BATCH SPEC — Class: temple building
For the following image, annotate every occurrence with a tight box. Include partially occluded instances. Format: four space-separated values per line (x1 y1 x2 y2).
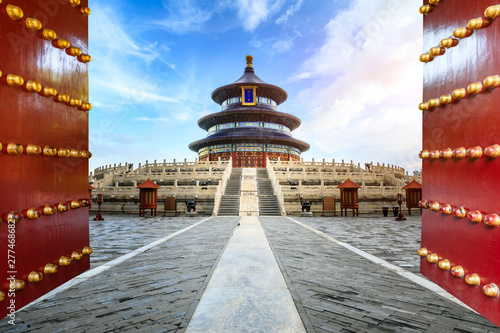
89 56 421 217
188 55 309 168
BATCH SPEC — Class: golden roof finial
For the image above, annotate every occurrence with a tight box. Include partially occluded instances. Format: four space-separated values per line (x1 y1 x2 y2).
246 55 253 67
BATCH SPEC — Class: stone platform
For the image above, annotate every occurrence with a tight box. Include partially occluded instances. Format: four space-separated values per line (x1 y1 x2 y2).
1 215 498 332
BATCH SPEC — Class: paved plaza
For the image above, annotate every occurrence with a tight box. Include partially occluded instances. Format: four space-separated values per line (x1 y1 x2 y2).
1 214 499 332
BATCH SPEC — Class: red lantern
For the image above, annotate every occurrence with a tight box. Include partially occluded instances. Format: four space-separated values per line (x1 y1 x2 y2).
337 179 360 217
93 193 104 221
395 193 406 221
137 178 161 217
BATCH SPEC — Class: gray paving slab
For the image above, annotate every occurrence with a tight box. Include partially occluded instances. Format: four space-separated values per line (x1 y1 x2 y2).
292 214 422 274
260 216 500 333
0 215 237 332
89 214 206 268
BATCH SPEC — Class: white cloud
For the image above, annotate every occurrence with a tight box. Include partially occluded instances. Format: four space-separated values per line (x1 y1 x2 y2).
290 0 423 170
90 6 159 64
94 79 180 104
236 0 285 31
173 107 195 123
90 5 180 107
270 38 294 53
152 0 289 34
276 0 304 24
250 36 294 55
156 0 214 33
285 71 317 83
135 117 170 122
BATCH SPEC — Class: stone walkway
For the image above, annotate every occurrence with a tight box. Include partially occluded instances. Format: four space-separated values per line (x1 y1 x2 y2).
186 216 304 332
0 214 498 332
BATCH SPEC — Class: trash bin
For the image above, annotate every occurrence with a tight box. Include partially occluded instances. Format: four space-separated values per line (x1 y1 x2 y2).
301 201 311 212
393 206 399 217
382 206 389 217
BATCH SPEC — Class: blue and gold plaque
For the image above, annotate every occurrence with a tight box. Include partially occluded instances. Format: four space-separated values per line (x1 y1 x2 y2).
241 86 257 105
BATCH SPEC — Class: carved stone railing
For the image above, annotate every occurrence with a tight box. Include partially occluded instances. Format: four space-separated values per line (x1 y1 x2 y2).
279 184 403 199
91 158 231 188
92 184 219 200
212 158 233 215
267 158 421 186
266 158 286 216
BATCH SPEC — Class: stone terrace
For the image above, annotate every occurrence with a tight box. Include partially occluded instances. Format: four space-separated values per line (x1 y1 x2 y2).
89 159 422 215
0 215 498 332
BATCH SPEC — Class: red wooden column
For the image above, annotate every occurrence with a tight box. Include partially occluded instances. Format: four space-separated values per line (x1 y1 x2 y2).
0 0 91 319
419 1 500 325
337 179 361 217
137 179 161 217
402 180 422 215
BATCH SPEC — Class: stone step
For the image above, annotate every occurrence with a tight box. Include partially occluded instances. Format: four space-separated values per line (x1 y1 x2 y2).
218 166 241 216
256 174 280 215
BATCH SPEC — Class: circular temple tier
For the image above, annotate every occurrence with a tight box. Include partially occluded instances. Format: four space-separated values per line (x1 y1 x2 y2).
189 56 309 167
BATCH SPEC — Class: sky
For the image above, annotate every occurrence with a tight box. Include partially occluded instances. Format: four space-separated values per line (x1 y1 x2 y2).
88 0 423 174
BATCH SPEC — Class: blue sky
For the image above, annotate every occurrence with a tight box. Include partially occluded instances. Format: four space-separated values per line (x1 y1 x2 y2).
88 0 423 173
